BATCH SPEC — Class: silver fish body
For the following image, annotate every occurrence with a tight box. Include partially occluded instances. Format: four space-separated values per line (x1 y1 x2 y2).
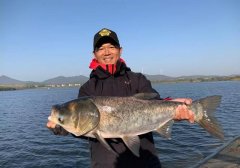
48 93 224 157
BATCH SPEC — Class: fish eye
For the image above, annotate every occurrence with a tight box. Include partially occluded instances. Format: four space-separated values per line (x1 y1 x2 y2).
58 116 64 123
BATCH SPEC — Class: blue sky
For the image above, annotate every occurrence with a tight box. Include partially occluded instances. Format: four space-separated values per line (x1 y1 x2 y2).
1 0 239 82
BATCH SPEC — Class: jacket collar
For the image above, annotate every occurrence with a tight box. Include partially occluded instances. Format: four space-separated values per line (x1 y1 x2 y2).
89 58 131 79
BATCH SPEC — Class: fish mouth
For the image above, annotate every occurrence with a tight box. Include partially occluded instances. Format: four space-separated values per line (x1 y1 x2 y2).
48 115 78 135
48 116 52 121
48 115 58 124
48 105 61 122
48 106 61 124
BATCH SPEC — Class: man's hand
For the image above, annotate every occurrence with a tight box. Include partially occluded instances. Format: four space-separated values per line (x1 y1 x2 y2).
46 120 69 136
171 98 195 123
171 98 192 105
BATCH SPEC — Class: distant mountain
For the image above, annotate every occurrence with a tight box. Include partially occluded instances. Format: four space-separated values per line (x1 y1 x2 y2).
1 74 240 86
43 75 89 85
145 74 175 81
0 75 25 84
176 75 220 79
43 75 176 84
0 75 89 85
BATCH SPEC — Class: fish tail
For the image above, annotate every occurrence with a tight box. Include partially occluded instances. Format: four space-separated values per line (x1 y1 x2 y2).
193 95 224 140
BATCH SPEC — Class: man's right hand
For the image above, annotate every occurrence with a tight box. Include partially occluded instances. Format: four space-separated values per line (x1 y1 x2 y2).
46 121 69 136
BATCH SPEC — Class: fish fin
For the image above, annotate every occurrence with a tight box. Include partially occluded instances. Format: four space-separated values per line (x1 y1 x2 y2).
71 131 83 137
155 120 174 139
133 93 158 100
194 95 224 140
122 135 140 157
93 132 118 156
75 124 94 136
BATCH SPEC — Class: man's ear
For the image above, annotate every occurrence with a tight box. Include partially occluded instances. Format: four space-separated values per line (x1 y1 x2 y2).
119 47 123 56
92 52 96 59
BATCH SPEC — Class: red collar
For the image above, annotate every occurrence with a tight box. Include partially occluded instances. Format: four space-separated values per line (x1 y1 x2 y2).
89 58 125 74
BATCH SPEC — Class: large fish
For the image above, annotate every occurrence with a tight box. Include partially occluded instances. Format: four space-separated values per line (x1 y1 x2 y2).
48 93 224 157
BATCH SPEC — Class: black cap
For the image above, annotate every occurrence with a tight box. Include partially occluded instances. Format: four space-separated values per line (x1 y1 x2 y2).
93 28 120 51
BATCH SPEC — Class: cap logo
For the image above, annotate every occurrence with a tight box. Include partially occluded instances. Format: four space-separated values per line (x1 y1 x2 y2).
99 29 111 36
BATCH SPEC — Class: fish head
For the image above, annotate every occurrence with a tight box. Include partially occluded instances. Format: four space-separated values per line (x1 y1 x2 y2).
48 104 71 126
48 97 100 136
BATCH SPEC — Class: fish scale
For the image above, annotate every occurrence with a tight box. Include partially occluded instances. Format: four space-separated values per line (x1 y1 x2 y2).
94 97 171 135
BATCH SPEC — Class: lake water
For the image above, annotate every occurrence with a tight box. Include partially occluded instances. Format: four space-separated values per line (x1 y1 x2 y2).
0 81 240 168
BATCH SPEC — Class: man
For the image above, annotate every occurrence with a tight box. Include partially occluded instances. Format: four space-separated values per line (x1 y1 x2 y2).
47 28 194 168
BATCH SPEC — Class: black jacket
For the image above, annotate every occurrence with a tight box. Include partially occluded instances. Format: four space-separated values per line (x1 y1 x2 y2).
78 60 161 168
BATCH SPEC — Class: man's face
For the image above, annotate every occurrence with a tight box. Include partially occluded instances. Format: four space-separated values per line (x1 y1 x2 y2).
93 43 122 65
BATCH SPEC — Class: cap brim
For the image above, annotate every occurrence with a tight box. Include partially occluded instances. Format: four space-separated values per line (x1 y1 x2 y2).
94 37 120 49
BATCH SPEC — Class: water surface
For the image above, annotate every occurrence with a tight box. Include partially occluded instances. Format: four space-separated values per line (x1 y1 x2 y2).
0 81 239 168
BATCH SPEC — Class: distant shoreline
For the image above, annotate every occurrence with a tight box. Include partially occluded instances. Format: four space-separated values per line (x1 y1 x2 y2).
1 77 240 91
0 87 17 91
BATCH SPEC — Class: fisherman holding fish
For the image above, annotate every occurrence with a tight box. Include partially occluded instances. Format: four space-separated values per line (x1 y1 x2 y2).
46 28 205 168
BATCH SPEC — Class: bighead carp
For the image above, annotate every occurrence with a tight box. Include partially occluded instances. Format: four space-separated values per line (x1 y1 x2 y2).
48 93 224 157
